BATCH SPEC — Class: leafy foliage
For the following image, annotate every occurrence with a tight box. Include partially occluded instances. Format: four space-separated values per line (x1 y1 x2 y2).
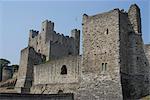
0 58 11 68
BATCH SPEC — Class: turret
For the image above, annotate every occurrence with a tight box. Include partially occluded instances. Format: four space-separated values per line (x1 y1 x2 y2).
71 29 80 55
128 4 141 34
29 30 39 39
41 20 54 42
28 30 39 49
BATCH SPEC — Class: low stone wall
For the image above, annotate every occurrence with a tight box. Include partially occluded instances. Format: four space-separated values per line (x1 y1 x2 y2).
0 93 74 100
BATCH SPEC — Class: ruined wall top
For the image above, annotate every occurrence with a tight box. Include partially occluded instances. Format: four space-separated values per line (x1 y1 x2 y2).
128 4 141 34
28 20 80 61
82 3 141 36
29 20 78 43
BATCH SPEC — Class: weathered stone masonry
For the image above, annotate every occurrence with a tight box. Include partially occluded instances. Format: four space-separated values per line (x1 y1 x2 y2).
14 4 150 100
15 20 80 94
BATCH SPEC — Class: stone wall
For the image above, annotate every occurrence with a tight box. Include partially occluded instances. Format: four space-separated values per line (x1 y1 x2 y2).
2 66 13 82
0 67 2 81
33 56 81 85
119 4 150 99
145 44 150 63
0 93 74 100
15 47 44 93
31 56 81 95
78 9 123 100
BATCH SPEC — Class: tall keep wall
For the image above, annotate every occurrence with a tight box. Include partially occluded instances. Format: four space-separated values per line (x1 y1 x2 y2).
119 4 150 99
78 9 123 100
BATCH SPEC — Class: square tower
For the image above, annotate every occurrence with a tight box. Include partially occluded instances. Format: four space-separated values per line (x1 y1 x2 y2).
79 9 123 99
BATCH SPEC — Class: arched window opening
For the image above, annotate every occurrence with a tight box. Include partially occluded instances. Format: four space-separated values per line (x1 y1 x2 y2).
58 90 63 94
61 65 67 75
68 52 72 55
38 49 40 53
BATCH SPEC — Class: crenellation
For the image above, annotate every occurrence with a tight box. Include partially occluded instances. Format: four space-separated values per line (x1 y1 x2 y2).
29 30 39 38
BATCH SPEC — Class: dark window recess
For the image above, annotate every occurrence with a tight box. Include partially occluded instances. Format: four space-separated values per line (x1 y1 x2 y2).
136 42 138 44
102 63 107 71
137 57 139 60
68 52 72 55
58 90 63 94
102 63 104 71
106 29 108 34
61 65 67 75
38 49 40 53
43 28 44 31
105 63 107 71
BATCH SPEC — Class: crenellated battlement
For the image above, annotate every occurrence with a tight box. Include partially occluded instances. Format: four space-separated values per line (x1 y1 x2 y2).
41 20 54 33
29 30 39 38
28 20 80 61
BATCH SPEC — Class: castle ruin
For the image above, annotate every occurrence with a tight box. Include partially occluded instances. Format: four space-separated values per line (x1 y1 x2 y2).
7 4 150 99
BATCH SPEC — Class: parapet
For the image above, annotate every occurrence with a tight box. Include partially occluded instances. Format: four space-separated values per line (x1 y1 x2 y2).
41 20 54 32
29 30 39 38
71 29 80 39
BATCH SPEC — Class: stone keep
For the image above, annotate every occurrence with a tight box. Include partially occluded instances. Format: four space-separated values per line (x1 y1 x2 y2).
79 8 123 100
80 4 150 99
15 4 150 100
15 20 80 93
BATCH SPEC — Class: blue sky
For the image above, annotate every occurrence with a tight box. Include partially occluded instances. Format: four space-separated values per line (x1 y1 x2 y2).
0 0 149 64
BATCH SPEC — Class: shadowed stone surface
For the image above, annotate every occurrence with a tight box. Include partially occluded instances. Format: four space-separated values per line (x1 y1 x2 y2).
0 93 74 100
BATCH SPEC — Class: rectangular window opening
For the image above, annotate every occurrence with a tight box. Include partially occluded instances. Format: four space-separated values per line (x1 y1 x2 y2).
102 63 104 71
105 63 107 71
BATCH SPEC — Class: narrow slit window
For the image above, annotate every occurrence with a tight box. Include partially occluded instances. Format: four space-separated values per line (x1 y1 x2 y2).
102 63 104 71
105 63 107 71
106 29 108 34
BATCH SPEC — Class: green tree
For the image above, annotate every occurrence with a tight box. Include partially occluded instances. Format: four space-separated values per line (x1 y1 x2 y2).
0 58 10 67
